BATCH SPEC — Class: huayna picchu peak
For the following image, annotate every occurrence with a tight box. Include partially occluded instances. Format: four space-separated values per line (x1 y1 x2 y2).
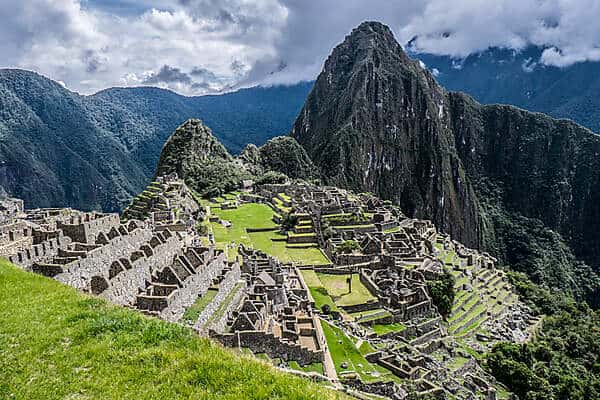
1 15 599 400
292 21 600 305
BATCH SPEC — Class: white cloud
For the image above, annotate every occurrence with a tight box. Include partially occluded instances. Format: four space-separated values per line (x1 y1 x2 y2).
1 0 600 95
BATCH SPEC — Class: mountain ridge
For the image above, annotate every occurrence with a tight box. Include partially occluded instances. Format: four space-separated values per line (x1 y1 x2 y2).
291 21 600 303
0 68 311 211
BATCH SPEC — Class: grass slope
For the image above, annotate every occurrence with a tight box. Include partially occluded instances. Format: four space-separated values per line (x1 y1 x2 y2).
210 203 329 265
0 260 345 400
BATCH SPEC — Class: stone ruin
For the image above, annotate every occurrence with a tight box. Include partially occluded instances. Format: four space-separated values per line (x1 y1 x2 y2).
0 177 536 400
210 245 326 367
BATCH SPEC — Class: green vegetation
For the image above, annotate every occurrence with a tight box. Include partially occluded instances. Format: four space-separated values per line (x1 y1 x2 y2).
334 240 361 255
371 323 406 336
182 288 218 323
288 361 324 375
210 203 329 265
486 272 600 400
308 287 340 313
257 136 319 181
0 260 346 400
426 268 455 318
358 341 376 355
477 178 600 307
316 273 377 307
320 320 395 383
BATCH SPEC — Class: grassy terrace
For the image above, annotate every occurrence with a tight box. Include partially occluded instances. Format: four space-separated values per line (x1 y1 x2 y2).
300 271 378 312
320 320 397 383
210 202 329 265
371 322 406 336
182 288 218 323
316 273 377 307
0 260 346 400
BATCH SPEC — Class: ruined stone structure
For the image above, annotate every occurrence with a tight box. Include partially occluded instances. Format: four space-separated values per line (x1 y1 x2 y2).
210 246 326 366
1 176 533 400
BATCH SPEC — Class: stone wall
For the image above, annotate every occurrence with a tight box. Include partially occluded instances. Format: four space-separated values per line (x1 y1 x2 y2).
9 236 69 269
160 253 232 323
212 331 324 365
194 263 242 332
57 213 120 244
54 227 156 291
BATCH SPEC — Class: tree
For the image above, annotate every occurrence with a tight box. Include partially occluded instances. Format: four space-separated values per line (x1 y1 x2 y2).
335 240 361 255
426 269 455 318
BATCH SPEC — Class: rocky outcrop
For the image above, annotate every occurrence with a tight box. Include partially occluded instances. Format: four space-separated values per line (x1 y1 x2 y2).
291 21 481 247
291 21 600 300
156 120 317 196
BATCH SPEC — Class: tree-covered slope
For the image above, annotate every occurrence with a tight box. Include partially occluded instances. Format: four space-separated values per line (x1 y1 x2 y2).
415 46 600 134
291 22 600 304
0 69 312 211
153 119 315 197
0 69 147 211
0 259 345 400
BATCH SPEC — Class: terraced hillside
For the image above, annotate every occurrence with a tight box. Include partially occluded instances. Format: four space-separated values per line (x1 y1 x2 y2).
0 259 346 400
201 193 330 266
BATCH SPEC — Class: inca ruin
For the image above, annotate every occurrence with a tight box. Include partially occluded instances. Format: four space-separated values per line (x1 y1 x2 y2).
1 173 539 399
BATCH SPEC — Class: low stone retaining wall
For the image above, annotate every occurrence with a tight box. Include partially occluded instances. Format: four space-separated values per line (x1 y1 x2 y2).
195 265 242 332
212 330 324 365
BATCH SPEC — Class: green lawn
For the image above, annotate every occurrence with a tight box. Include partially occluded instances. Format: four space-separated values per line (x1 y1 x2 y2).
320 320 395 383
210 203 329 266
371 323 406 336
288 361 324 375
358 341 376 355
182 288 218 323
0 260 346 400
308 287 340 312
316 274 377 307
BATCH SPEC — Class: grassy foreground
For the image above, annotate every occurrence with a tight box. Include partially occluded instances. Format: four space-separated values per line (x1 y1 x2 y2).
0 260 346 400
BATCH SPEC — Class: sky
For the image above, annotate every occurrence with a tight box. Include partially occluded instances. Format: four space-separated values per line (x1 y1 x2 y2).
2 0 600 96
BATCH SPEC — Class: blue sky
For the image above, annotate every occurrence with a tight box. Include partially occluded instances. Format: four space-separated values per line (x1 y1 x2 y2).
2 0 599 95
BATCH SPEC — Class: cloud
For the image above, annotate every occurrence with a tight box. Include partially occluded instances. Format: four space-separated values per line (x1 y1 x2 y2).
1 0 600 95
143 65 192 85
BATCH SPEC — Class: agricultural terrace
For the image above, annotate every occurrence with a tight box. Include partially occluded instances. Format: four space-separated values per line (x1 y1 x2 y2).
207 198 330 266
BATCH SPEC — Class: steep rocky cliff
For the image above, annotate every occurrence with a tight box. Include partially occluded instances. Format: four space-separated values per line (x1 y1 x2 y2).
291 22 600 301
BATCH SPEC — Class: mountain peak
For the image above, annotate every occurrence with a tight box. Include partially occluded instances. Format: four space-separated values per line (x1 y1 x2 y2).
156 118 233 179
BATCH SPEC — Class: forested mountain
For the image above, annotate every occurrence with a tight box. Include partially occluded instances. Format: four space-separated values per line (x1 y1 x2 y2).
291 21 600 305
0 69 311 211
414 45 600 133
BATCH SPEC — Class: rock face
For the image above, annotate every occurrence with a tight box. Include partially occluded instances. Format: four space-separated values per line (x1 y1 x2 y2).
291 21 600 300
292 21 481 246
